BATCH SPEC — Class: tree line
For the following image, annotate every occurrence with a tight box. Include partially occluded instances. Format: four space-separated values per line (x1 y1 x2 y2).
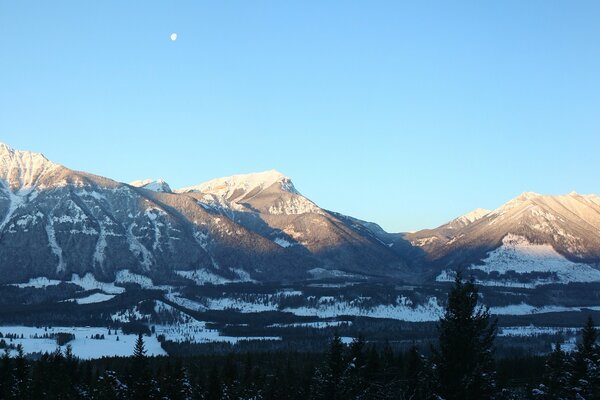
0 275 597 399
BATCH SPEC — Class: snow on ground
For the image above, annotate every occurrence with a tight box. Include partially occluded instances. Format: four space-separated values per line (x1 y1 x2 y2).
8 271 173 294
206 297 279 313
285 296 444 322
111 307 146 323
498 326 579 337
437 234 600 288
10 277 62 288
165 292 207 311
154 321 281 344
71 273 125 294
490 303 600 315
308 268 357 279
74 293 116 304
340 337 355 345
268 321 351 329
0 326 165 359
175 268 254 286
115 269 155 288
273 237 293 248
276 289 303 297
175 269 230 285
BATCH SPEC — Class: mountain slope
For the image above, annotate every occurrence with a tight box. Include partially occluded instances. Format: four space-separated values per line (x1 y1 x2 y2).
407 192 600 277
0 145 317 284
0 144 411 284
177 170 409 278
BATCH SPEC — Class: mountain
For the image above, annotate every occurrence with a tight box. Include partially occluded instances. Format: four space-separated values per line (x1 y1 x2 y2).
0 144 320 284
405 192 600 286
0 144 408 285
177 170 409 278
405 207 491 249
130 179 172 193
2 141 599 289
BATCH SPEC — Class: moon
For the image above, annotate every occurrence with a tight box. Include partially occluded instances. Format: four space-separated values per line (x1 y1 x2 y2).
170 33 177 41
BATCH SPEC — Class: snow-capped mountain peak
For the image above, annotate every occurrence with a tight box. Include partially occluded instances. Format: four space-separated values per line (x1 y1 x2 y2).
453 208 490 225
176 169 298 202
130 179 172 193
0 142 61 191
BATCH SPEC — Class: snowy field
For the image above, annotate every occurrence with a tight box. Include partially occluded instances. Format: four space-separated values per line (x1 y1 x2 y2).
491 303 600 315
498 326 580 337
284 296 444 322
0 326 166 359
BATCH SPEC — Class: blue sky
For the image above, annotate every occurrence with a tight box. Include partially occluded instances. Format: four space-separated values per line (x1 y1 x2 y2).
1 1 599 232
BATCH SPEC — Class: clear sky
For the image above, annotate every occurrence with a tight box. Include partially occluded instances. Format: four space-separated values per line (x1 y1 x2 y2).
1 1 599 232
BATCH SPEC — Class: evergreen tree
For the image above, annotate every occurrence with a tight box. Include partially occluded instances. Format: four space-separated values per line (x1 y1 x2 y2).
133 333 147 359
0 349 11 400
432 273 497 400
161 360 193 400
11 344 29 400
221 354 238 399
341 335 368 399
130 334 159 400
92 370 128 400
533 342 570 399
404 346 436 400
312 334 346 400
206 364 222 400
569 316 600 399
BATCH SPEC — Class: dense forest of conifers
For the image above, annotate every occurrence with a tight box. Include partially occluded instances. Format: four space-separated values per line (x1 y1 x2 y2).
0 276 598 400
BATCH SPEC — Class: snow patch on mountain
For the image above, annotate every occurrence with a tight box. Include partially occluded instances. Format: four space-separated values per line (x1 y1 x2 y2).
268 196 322 215
177 170 297 200
45 220 66 273
175 268 254 285
452 208 490 226
71 273 125 294
74 293 116 304
437 234 600 287
274 237 293 248
0 143 61 191
175 269 231 285
130 179 171 193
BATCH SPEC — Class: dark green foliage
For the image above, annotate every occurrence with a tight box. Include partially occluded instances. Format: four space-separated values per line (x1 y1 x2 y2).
56 332 76 346
432 273 498 400
532 316 600 399
569 316 600 399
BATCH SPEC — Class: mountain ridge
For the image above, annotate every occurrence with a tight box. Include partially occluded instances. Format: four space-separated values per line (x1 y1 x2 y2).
0 142 599 288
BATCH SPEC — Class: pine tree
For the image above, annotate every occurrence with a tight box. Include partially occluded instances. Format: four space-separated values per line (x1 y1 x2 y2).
161 360 193 400
11 344 29 400
130 334 159 400
341 335 368 399
432 273 497 400
404 346 436 400
312 334 346 400
93 370 128 400
569 316 600 399
0 349 10 400
206 364 222 400
133 333 147 359
533 342 571 399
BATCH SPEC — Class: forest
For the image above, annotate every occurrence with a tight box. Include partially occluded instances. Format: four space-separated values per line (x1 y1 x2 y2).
0 276 598 400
